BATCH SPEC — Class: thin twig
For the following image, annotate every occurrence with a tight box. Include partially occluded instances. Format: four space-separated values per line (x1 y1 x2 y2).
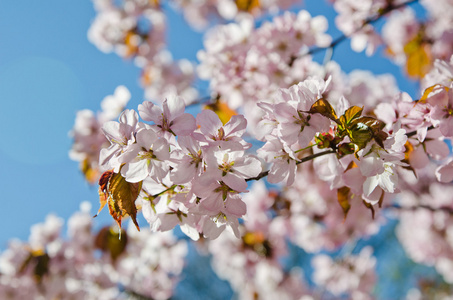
246 149 337 182
306 0 419 56
406 125 435 138
386 204 453 214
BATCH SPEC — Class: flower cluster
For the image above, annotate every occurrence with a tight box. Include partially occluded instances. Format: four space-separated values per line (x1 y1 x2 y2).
98 94 262 238
171 0 303 30
89 0 165 62
0 203 187 299
70 86 131 184
197 10 331 109
382 0 453 77
63 1 453 298
312 247 377 299
88 0 197 104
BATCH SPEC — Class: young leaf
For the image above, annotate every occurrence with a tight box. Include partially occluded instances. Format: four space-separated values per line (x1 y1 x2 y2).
19 249 50 284
404 41 431 78
337 186 352 221
348 119 374 150
339 106 363 126
419 84 449 103
309 98 339 123
81 158 99 185
348 117 387 150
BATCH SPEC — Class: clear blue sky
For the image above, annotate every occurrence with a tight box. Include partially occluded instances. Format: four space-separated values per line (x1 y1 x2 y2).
0 0 421 253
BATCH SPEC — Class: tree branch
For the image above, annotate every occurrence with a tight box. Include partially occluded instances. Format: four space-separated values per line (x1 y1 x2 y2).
406 125 435 138
246 149 337 182
386 203 453 214
306 0 419 56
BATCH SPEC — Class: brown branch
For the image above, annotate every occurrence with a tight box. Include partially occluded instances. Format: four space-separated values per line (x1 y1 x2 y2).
386 204 453 214
306 0 419 56
246 149 337 182
406 125 435 138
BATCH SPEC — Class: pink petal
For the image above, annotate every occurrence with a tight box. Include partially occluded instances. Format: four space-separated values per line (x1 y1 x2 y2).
171 113 196 136
122 160 149 183
436 161 453 183
164 94 185 121
222 173 247 192
223 115 247 137
197 110 222 137
138 101 162 123
224 196 246 217
440 117 453 137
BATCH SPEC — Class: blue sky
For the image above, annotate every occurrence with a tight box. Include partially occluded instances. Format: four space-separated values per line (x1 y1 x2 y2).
0 0 422 249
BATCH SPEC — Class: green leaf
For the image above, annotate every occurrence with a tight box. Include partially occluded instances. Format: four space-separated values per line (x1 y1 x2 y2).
348 117 387 150
339 106 363 126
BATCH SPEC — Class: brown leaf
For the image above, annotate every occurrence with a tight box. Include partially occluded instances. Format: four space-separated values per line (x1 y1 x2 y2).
94 226 128 261
337 187 352 221
94 170 114 218
19 249 50 284
402 140 417 177
107 172 143 231
236 0 260 12
95 170 143 232
309 98 339 123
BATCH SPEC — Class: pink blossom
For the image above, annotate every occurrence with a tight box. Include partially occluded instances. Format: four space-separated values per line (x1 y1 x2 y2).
120 128 170 182
196 109 248 145
138 94 196 137
204 142 262 192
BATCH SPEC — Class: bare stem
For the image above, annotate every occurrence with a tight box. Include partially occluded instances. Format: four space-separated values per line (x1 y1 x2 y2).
306 0 419 57
406 125 435 138
386 204 453 214
246 149 337 182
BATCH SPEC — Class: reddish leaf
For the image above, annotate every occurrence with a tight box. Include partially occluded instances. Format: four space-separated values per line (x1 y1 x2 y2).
309 98 339 123
95 170 143 232
94 170 114 218
107 172 143 231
